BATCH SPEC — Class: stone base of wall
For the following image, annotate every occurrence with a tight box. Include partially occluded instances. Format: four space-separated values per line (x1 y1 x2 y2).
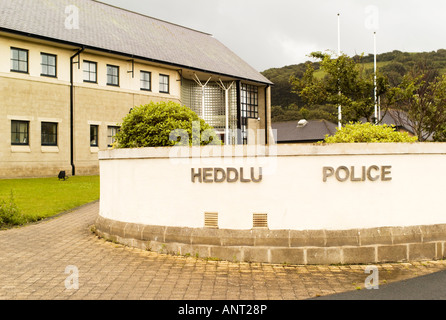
0 164 99 179
94 215 446 265
0 164 73 179
75 165 99 177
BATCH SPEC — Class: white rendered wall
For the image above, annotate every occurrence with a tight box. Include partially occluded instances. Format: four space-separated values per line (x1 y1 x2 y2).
99 143 446 231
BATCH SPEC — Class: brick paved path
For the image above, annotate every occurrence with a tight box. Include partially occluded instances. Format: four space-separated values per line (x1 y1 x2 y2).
1 201 446 300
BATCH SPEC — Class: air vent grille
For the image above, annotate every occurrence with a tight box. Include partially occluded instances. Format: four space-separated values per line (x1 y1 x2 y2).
253 213 268 229
204 212 219 229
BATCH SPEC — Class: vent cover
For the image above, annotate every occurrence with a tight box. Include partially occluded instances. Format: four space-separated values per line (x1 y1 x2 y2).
253 213 268 229
204 212 219 229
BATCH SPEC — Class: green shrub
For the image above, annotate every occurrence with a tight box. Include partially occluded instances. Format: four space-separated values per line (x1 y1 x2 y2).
323 122 419 143
114 101 221 148
0 191 27 228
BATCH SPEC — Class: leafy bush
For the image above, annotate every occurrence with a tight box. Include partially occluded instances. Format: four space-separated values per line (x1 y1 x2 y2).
0 191 27 228
323 122 419 143
114 101 221 148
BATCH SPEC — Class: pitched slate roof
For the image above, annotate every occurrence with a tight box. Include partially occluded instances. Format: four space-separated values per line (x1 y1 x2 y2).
272 119 338 143
0 0 272 84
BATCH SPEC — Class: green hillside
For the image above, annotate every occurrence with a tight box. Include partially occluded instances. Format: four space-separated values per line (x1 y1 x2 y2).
262 49 446 123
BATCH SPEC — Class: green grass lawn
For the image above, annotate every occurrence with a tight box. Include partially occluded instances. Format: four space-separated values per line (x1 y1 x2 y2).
0 175 100 227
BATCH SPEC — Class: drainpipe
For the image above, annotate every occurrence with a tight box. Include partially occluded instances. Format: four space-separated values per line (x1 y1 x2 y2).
70 47 84 176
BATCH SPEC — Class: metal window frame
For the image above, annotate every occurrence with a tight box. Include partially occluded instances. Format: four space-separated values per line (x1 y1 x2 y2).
106 64 120 87
10 47 29 73
140 70 152 91
41 122 58 146
240 83 259 144
11 120 30 146
107 125 120 147
40 52 57 78
181 78 238 144
83 60 97 83
159 74 170 93
90 124 99 147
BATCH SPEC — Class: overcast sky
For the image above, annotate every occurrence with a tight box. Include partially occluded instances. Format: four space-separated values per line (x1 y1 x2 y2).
100 0 446 72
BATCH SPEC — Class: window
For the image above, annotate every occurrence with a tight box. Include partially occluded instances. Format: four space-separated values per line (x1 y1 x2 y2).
159 74 169 93
11 120 29 145
107 65 119 86
107 126 120 147
241 84 259 119
240 84 259 144
140 71 151 91
90 125 99 147
83 61 97 83
41 122 58 146
41 53 57 77
11 48 28 73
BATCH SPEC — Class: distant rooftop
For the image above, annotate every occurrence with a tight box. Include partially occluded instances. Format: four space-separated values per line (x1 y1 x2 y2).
0 0 272 84
272 119 337 143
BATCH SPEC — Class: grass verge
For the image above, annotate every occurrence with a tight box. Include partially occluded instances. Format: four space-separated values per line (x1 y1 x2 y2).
0 175 99 229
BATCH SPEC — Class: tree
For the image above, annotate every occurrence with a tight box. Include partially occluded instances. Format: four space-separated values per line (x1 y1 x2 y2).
386 65 446 142
114 101 220 148
290 51 388 124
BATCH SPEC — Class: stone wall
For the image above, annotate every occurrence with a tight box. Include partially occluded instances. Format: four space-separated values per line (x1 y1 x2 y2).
94 215 446 265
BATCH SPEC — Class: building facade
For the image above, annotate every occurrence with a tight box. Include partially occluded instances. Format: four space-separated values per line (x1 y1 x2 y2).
0 0 273 178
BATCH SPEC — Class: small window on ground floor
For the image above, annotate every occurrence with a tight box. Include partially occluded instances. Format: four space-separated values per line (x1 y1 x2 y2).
41 122 58 146
90 125 99 147
107 126 120 147
11 120 29 145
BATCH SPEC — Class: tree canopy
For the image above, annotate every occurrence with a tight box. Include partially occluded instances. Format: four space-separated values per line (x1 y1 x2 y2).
262 49 446 125
263 49 446 142
386 68 446 141
290 51 388 124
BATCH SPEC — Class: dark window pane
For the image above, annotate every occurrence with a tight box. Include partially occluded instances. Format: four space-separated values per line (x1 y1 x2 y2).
41 122 57 146
240 84 259 145
11 120 29 145
90 125 98 147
